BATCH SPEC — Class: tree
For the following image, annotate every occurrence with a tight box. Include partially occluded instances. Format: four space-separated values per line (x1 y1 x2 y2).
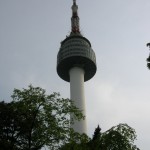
146 42 150 69
92 125 101 141
99 123 140 150
61 124 140 150
147 56 150 69
87 125 102 150
0 85 140 150
0 101 20 150
0 85 84 150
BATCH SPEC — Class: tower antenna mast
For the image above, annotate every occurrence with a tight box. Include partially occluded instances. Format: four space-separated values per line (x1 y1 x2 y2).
71 0 80 34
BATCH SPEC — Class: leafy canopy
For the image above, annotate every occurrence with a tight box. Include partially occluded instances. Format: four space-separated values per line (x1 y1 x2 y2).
60 124 140 150
0 85 84 150
0 85 140 150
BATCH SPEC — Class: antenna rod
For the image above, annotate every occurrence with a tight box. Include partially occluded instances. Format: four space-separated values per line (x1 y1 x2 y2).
71 0 80 34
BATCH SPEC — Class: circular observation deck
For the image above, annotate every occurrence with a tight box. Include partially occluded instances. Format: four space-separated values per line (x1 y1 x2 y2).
57 35 97 82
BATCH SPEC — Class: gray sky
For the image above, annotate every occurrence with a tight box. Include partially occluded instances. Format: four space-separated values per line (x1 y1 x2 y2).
0 0 150 149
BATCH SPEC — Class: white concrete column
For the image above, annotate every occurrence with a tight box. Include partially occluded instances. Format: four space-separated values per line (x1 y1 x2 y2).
69 66 87 134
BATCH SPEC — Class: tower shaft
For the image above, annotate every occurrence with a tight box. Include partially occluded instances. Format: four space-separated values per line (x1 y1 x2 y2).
69 67 87 134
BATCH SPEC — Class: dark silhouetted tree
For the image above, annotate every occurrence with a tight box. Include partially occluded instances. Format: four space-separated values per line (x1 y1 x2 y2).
92 125 101 141
146 42 150 69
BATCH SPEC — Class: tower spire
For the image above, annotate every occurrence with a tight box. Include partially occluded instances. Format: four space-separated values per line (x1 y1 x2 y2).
71 0 80 35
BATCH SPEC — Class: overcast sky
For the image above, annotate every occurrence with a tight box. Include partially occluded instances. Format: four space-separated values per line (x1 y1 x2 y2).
0 0 150 149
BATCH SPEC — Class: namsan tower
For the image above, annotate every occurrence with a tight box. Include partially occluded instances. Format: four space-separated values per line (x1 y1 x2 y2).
57 0 97 134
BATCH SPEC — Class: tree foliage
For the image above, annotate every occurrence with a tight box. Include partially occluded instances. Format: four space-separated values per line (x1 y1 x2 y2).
61 124 140 150
146 43 150 69
0 85 140 150
147 55 150 69
99 123 140 150
0 85 84 150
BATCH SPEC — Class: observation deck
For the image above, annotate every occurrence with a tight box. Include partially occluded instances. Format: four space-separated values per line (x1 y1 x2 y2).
57 35 97 82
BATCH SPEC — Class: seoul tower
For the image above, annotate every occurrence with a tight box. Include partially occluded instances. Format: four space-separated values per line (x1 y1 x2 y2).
57 0 97 134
